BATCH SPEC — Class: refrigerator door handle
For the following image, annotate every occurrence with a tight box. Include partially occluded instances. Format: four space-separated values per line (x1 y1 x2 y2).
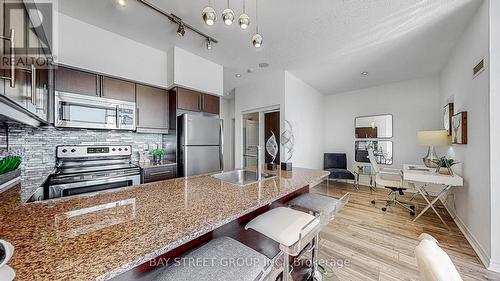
219 119 224 171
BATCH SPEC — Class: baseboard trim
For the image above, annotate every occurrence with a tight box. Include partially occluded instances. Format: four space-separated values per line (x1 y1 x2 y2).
489 259 500 273
441 199 492 269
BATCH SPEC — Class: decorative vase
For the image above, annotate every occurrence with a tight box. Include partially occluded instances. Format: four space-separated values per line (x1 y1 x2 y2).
152 155 162 164
422 146 439 168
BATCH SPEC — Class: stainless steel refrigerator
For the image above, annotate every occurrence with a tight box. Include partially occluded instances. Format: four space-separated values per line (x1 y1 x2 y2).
178 114 223 177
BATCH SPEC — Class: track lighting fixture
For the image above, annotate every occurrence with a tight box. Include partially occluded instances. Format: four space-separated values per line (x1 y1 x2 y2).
222 0 235 25
252 0 262 48
202 5 217 26
177 22 185 37
238 0 250 29
137 0 218 50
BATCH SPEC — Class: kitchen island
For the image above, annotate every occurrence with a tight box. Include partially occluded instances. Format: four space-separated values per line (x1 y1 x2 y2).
0 168 328 281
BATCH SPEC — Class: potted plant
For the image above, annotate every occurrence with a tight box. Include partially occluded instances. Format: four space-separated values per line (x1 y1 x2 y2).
432 157 459 176
0 151 22 188
149 148 165 164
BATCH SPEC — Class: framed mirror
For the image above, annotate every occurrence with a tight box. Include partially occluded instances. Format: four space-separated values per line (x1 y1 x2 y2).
355 140 393 165
355 114 393 139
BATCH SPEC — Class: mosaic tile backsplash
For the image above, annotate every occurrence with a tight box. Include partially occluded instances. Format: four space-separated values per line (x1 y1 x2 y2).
4 124 171 199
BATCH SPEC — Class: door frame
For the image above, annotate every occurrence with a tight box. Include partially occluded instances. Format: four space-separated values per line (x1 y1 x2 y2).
240 106 280 168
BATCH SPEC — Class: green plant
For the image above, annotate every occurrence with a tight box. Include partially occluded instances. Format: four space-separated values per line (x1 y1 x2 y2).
432 157 459 168
149 148 166 157
0 156 22 175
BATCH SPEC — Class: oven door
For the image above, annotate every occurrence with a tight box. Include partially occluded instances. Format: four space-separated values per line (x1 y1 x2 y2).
49 174 141 199
55 91 119 130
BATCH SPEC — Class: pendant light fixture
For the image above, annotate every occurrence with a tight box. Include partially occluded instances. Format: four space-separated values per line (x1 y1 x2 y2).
222 0 235 25
238 0 250 29
202 0 217 26
252 0 262 48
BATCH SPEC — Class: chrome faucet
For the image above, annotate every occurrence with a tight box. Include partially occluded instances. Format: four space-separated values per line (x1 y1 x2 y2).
243 145 263 181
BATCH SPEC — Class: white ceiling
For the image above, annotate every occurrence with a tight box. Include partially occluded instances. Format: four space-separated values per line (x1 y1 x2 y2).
58 0 481 95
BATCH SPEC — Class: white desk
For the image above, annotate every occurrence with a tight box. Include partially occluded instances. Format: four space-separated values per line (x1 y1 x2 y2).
403 164 463 228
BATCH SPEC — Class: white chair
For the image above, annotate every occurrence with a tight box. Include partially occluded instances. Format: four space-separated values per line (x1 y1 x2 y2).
415 233 463 281
368 148 415 215
245 207 321 281
288 192 350 280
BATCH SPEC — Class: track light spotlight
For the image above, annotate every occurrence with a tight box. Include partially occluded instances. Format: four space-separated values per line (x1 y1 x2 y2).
206 38 212 50
177 22 185 37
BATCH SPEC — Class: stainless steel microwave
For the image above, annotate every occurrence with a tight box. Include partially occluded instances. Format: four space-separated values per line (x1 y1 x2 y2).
55 91 136 130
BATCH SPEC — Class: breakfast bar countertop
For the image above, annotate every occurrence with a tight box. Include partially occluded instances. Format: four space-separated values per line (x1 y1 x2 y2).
0 168 328 281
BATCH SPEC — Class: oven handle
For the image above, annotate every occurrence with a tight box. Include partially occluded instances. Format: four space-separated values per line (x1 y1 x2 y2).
49 175 140 191
116 105 120 129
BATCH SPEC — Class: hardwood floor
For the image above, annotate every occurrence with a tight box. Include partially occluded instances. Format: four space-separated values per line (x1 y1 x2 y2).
312 181 500 281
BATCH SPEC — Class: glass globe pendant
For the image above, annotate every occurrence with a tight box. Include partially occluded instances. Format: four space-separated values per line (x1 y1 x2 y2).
222 8 235 25
239 13 250 29
252 0 262 48
252 33 262 48
202 4 217 26
238 0 250 29
222 0 234 26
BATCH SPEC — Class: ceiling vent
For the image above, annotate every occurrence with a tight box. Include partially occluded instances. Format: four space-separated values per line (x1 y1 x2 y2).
473 58 486 79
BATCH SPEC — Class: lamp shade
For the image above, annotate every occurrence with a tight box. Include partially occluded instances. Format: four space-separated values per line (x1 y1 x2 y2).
417 130 450 146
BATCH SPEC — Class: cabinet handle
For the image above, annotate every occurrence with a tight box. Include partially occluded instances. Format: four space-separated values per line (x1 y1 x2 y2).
0 29 15 87
31 64 36 105
201 95 204 111
149 170 173 177
136 108 140 126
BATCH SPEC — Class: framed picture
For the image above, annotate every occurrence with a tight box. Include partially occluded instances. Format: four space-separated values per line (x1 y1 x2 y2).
452 112 467 144
443 103 454 136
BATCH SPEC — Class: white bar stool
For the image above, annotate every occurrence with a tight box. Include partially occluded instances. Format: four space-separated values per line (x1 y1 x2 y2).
288 192 350 280
152 237 272 281
245 207 321 281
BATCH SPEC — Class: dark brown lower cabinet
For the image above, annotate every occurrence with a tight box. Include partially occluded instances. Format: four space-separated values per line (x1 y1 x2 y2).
142 165 177 184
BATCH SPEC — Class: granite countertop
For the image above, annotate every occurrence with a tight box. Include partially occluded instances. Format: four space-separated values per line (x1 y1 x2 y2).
136 160 177 169
0 168 329 281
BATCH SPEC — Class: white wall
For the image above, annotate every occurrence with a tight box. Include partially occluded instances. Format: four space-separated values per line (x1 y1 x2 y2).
284 72 325 169
55 13 168 88
489 0 500 271
440 0 492 268
167 47 223 96
221 97 235 170
323 77 442 171
234 71 285 168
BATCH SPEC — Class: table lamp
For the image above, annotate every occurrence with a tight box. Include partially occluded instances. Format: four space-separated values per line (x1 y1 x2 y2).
417 130 450 168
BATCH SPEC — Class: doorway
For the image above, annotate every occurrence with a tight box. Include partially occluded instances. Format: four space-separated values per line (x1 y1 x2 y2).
241 109 280 169
243 113 259 168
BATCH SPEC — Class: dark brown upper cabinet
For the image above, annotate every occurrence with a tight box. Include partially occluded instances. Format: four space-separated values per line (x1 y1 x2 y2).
136 84 169 133
101 76 135 102
55 66 99 96
202 94 220 115
172 87 220 114
176 87 202 112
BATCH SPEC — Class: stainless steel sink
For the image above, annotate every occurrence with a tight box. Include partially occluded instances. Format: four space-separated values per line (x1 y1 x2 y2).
211 170 276 186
